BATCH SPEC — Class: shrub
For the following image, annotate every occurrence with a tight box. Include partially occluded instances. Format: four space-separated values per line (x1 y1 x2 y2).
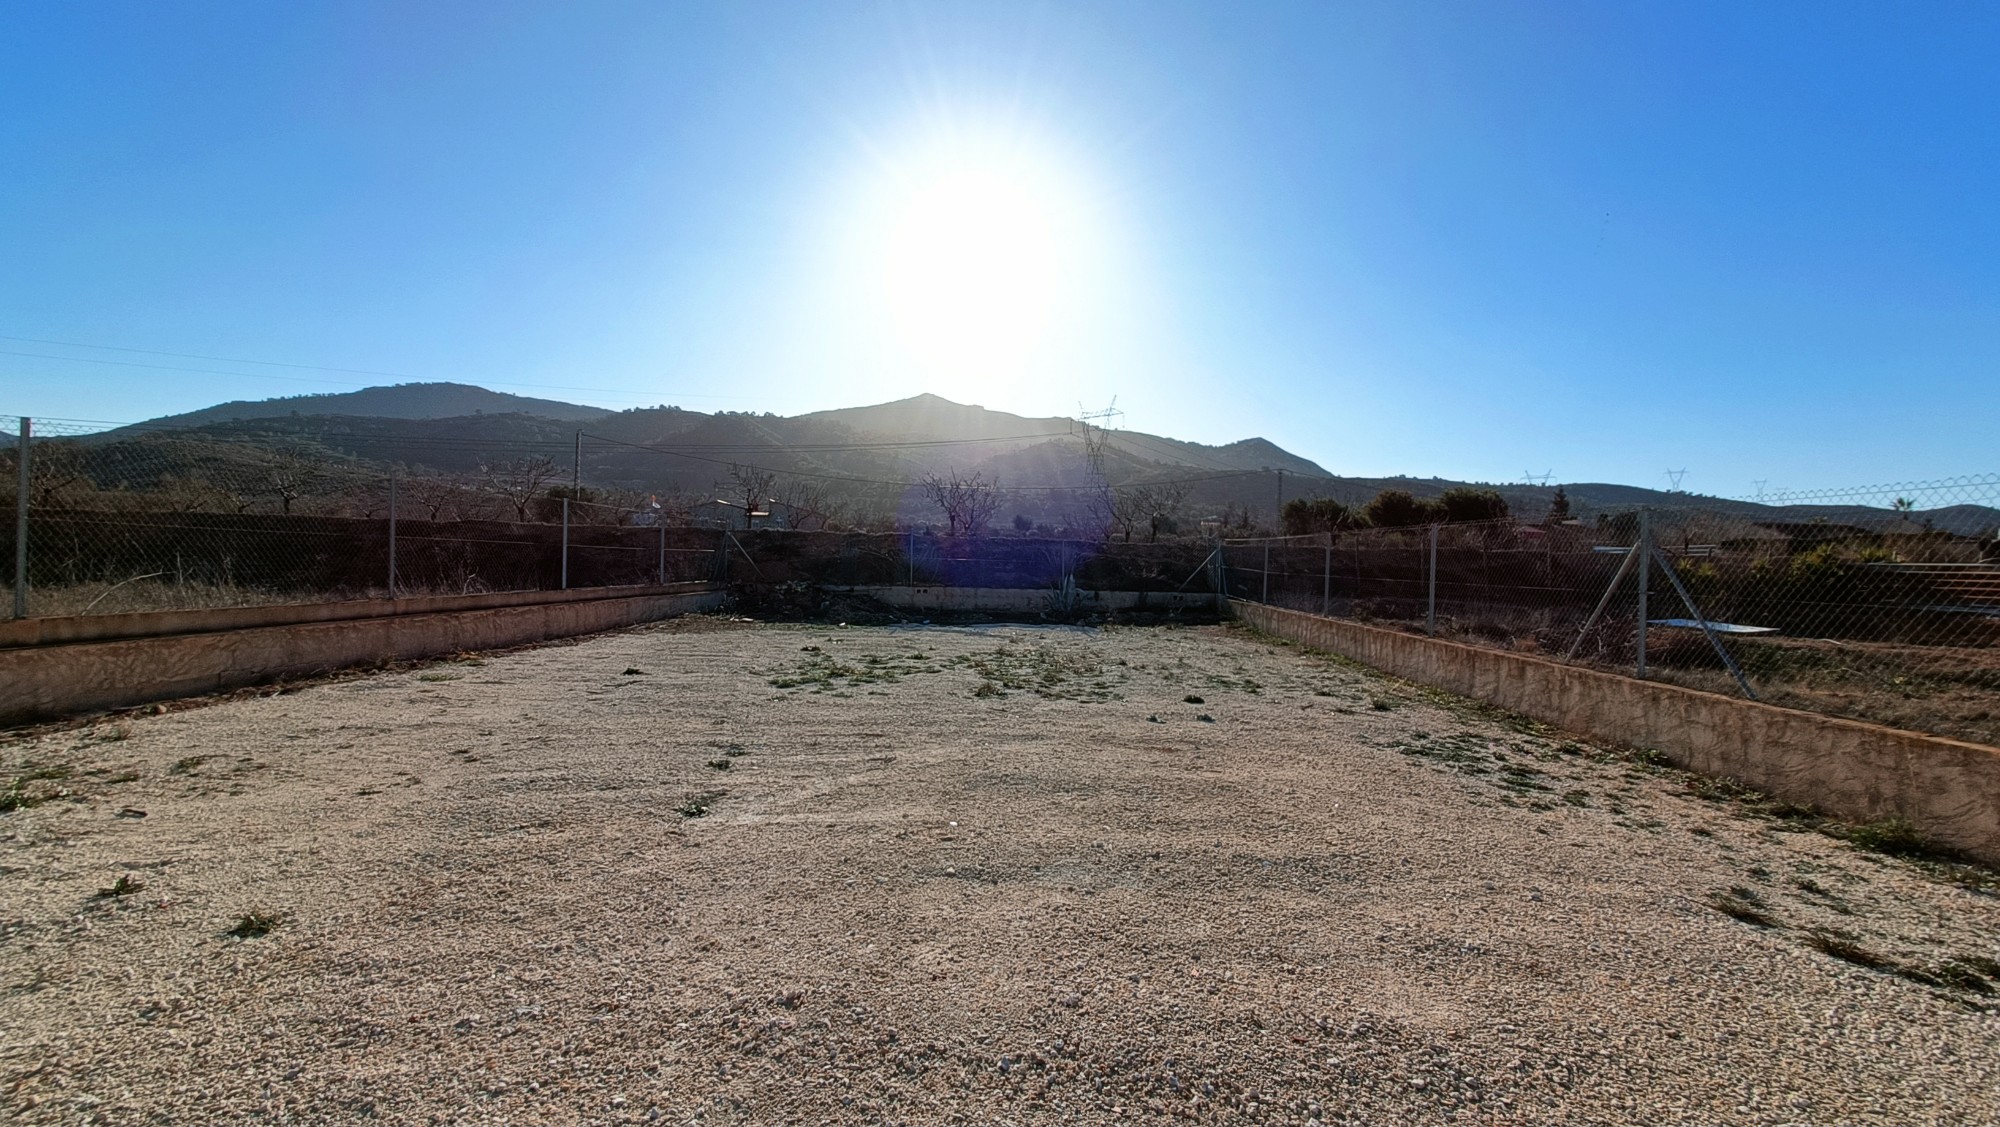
1361 490 1438 528
1435 487 1509 523
1281 497 1355 536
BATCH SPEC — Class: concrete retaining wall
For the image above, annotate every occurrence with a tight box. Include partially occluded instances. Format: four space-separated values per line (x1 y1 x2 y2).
1 586 724 726
1234 600 2000 866
830 586 1217 613
0 583 716 649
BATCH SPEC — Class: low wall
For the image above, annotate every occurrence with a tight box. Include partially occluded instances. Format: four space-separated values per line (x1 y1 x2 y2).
1234 600 2000 866
0 583 716 649
830 586 1216 614
1 586 724 726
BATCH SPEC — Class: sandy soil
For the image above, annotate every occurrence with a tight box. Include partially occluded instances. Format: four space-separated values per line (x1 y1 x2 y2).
2 619 1996 1125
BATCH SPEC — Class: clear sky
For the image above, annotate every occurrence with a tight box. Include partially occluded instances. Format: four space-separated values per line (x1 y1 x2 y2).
3 1 1995 494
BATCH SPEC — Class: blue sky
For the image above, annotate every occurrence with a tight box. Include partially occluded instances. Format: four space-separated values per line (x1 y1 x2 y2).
3 1 1995 495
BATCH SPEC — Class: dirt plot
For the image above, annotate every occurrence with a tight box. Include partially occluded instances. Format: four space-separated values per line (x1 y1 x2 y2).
2 620 1997 1125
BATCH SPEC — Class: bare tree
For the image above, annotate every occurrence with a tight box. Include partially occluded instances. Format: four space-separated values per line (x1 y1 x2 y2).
19 440 87 509
481 456 561 522
723 464 778 529
265 452 323 515
919 470 1001 536
1126 482 1190 543
775 477 840 530
651 484 696 525
1218 500 1259 534
1087 486 1139 543
146 474 232 514
405 474 479 522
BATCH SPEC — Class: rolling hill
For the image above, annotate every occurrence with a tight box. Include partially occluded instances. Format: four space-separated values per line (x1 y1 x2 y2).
47 386 1995 535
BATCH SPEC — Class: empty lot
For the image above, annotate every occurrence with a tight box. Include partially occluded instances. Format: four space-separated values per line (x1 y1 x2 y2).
2 618 1996 1125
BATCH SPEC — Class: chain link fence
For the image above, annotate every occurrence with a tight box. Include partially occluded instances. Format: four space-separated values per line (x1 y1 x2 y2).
24 409 1987 741
1 415 724 616
2 415 1225 620
1223 475 2000 747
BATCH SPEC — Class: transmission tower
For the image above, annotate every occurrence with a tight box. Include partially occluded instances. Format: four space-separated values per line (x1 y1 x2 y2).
1521 469 1552 487
1664 468 1688 492
1075 398 1123 478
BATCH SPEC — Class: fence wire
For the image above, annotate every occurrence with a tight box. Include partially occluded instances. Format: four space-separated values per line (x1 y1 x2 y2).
1224 478 2000 747
13 412 1994 744
2 415 1228 620
0 416 727 616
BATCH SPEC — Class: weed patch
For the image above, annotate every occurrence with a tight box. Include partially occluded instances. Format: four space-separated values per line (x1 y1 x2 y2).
1838 817 1937 859
95 875 145 899
227 910 283 939
678 791 725 819
0 764 75 812
952 644 1122 701
1803 928 1889 969
1708 886 1777 928
769 648 941 692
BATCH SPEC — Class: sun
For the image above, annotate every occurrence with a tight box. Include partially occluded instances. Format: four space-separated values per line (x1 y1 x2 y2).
853 132 1103 381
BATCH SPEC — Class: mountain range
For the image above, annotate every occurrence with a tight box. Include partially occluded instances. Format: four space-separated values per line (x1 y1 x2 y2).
61 382 1994 534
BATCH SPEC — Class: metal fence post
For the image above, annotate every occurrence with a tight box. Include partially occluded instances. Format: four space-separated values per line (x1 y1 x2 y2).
1635 508 1651 678
1426 523 1439 636
1261 543 1270 603
1322 540 1331 616
658 524 666 585
12 417 28 619
907 530 915 586
387 474 398 599
561 498 570 591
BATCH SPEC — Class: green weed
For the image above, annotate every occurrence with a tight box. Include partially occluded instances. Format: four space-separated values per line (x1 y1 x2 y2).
227 910 283 939
1839 817 1935 858
95 875 145 899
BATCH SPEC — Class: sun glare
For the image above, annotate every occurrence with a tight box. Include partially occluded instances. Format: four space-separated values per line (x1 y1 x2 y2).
851 133 1104 383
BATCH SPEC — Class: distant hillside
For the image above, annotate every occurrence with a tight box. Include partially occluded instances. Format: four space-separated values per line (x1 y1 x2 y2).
75 385 1995 534
117 382 614 431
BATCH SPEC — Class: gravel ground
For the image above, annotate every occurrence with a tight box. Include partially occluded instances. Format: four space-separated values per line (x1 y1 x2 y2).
2 618 1996 1125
